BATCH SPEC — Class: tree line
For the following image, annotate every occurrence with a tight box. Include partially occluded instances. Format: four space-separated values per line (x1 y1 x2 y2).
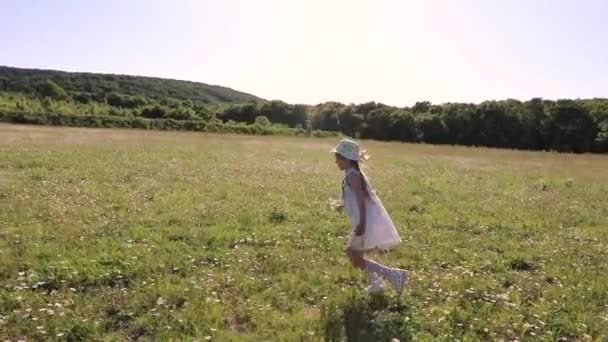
1 66 607 153
0 111 338 138
310 99 608 153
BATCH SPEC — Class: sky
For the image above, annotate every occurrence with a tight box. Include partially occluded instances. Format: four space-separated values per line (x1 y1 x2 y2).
1 0 607 106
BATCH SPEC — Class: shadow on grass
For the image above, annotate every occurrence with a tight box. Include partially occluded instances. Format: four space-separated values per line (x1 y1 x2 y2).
321 293 415 342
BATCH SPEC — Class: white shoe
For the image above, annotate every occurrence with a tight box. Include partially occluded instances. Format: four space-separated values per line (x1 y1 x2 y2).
366 280 386 295
388 269 408 295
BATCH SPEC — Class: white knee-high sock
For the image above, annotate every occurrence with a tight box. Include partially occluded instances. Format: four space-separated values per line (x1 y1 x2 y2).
364 259 392 279
368 271 380 284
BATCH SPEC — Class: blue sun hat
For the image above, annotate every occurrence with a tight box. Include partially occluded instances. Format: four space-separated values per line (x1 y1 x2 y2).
331 138 369 161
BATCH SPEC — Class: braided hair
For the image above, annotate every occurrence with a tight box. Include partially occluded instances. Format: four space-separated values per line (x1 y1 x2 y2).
351 160 370 197
335 152 371 197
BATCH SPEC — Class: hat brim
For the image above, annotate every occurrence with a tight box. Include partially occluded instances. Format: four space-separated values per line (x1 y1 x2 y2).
332 150 358 161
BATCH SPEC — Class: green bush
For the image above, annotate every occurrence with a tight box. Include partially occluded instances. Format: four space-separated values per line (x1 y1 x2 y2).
312 130 340 138
38 79 67 100
131 117 151 129
254 115 271 127
0 111 336 139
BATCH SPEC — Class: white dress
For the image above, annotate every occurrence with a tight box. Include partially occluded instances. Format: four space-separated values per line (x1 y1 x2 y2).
343 168 402 251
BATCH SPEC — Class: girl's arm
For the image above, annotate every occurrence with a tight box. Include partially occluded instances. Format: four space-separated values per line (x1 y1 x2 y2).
347 173 366 236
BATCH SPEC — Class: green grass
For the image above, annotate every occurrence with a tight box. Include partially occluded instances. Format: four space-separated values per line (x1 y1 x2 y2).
1 124 607 341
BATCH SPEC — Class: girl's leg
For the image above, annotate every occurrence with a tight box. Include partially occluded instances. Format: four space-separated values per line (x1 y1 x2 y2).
363 257 394 279
364 257 408 295
348 248 400 279
347 248 365 269
348 250 381 287
348 249 408 295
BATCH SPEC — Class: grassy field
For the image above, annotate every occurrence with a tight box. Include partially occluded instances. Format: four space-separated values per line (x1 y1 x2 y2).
1 124 607 341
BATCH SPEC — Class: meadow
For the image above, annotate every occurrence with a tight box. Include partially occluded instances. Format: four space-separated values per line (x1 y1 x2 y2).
1 124 607 341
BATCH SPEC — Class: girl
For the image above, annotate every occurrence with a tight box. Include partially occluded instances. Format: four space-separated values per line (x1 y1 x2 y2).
331 138 408 295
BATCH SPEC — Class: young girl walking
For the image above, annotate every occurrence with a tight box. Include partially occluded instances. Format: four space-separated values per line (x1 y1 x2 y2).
331 138 408 295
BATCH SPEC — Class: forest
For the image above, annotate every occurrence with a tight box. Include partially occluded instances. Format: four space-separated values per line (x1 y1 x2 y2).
1 66 606 153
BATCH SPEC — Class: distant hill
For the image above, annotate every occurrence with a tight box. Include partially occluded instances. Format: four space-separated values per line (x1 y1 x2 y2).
0 66 262 105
